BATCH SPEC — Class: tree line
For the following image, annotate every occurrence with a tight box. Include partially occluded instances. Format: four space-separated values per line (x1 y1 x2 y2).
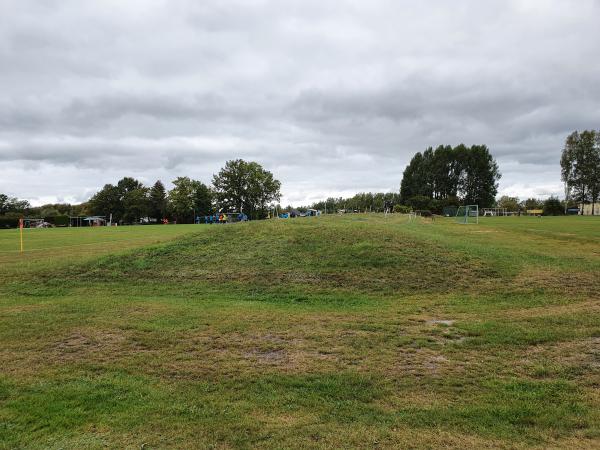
1 195 87 220
0 160 281 226
299 192 402 214
399 144 501 211
0 194 32 216
291 144 500 215
89 159 281 223
561 130 600 215
4 135 598 223
0 195 88 228
496 195 573 215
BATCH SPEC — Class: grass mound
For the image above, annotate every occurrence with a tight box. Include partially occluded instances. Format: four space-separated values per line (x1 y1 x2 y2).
81 218 501 295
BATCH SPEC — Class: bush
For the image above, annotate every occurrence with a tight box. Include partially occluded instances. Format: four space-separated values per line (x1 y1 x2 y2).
45 215 69 226
543 197 563 216
428 199 445 214
407 195 432 210
0 217 19 229
393 205 411 213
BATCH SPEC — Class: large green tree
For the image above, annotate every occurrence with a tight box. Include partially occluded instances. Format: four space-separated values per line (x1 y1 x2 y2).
89 184 121 219
116 177 143 194
561 130 600 214
496 195 520 212
400 152 428 200
168 177 196 223
212 160 281 220
149 180 168 220
431 145 461 199
522 198 543 210
589 132 600 214
168 177 213 223
89 177 147 223
122 187 150 223
0 194 9 215
193 182 213 217
400 144 500 208
0 194 30 215
457 145 501 207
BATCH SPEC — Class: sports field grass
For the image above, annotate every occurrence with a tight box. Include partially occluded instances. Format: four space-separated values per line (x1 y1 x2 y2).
1 215 599 448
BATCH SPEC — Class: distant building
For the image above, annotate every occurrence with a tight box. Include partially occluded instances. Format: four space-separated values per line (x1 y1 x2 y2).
581 203 600 216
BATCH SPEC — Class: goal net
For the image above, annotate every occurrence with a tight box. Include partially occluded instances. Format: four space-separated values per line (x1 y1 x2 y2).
456 205 479 224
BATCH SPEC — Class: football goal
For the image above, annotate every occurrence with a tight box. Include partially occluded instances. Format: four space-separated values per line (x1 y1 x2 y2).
456 205 479 224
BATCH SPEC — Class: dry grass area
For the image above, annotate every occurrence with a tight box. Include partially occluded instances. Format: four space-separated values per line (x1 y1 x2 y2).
0 215 599 449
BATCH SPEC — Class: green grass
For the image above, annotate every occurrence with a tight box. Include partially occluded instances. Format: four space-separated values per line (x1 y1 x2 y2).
1 215 599 448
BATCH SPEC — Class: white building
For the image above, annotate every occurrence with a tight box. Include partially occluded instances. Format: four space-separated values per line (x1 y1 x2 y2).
581 203 600 216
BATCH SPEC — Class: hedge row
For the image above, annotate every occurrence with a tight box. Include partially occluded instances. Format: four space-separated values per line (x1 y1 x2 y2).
0 215 70 228
0 217 19 228
45 215 70 226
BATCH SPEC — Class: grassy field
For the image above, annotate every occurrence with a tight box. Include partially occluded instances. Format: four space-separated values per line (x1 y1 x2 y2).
1 215 599 449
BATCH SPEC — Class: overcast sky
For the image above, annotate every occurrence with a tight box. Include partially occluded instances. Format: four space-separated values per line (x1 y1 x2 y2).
1 0 599 206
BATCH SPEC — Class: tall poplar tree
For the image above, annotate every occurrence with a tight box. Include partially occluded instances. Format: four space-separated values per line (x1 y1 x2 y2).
400 144 500 208
561 130 600 214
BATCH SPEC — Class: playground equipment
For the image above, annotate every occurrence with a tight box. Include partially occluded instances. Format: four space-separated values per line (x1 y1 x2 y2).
198 212 248 224
23 218 46 228
482 207 507 216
